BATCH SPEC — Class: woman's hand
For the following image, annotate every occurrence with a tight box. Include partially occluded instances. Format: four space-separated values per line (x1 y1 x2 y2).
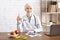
17 16 21 22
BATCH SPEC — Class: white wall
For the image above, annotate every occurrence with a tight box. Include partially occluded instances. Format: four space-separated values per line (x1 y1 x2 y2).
0 0 40 32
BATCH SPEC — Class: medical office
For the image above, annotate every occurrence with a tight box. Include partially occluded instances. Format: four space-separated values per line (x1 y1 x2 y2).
0 0 60 40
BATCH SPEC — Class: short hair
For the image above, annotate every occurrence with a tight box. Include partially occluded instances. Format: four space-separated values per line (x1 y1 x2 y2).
24 3 33 9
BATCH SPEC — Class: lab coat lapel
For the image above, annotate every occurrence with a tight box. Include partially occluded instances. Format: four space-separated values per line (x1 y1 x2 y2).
24 15 35 26
24 16 29 22
29 15 35 25
25 15 33 23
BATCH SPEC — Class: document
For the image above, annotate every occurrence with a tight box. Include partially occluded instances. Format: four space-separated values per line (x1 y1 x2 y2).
26 33 42 37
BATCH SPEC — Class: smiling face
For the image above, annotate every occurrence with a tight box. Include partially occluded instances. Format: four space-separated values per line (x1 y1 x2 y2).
25 3 33 17
25 6 32 14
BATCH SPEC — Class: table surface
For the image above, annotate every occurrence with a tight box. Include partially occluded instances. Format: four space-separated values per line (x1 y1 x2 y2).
0 32 60 40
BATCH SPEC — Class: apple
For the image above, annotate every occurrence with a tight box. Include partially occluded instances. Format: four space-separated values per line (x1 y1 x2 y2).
15 30 19 34
10 32 15 35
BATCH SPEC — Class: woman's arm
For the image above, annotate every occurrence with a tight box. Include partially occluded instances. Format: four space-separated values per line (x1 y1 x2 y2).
34 17 43 32
17 16 23 32
17 17 32 32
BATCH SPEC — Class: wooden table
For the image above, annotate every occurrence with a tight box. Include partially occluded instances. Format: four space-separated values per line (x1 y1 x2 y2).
0 32 60 40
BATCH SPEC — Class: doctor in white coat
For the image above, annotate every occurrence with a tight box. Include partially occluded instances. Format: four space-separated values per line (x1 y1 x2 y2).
17 3 43 32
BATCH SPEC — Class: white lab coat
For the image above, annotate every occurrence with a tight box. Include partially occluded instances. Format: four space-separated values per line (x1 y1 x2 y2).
17 15 43 32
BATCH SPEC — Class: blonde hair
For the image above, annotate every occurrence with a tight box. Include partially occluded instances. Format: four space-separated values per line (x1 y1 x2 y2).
24 3 33 9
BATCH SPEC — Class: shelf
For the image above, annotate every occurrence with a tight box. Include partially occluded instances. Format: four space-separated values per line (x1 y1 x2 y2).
41 0 60 25
42 22 53 26
47 12 60 14
42 12 60 14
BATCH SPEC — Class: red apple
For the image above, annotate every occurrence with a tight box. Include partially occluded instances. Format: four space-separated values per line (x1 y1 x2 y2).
15 30 19 34
10 32 15 35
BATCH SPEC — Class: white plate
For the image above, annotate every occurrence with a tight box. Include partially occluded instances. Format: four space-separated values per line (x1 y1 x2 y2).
8 34 19 37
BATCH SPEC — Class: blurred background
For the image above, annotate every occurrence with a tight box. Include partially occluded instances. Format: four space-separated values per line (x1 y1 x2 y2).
0 0 40 32
0 0 60 32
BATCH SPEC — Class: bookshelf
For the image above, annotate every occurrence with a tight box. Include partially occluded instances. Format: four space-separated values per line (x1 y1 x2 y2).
40 0 60 26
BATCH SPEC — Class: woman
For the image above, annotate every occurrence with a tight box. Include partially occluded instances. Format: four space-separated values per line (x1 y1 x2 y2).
17 3 43 32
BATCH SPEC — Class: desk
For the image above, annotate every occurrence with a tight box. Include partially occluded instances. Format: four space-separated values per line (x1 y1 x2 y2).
0 32 60 40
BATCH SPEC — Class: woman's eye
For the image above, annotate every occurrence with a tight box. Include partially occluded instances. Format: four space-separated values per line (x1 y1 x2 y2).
27 8 29 9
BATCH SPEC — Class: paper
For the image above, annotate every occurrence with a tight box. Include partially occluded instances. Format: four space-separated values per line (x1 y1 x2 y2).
26 33 42 37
